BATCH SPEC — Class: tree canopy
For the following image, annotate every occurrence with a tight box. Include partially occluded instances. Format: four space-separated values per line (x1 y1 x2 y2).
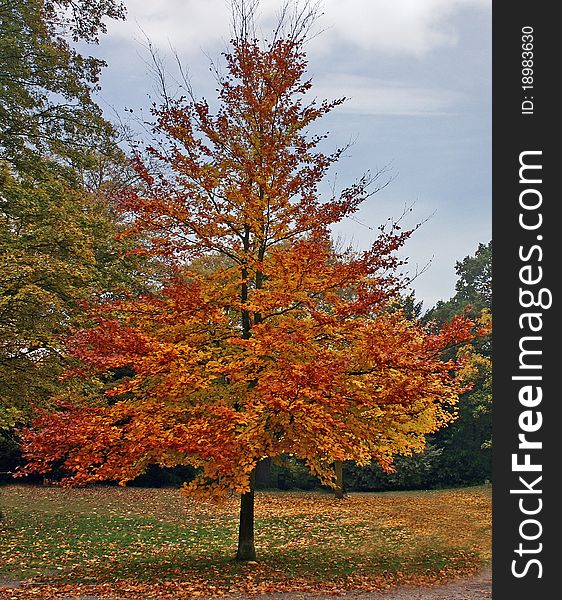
0 0 125 170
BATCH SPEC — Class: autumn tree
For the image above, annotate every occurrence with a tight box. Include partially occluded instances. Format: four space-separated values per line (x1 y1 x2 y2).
20 3 479 561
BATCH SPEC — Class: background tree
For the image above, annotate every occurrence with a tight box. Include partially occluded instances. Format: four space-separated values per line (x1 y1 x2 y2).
20 3 480 561
342 443 443 491
426 241 492 325
0 0 165 476
0 0 125 171
423 241 492 485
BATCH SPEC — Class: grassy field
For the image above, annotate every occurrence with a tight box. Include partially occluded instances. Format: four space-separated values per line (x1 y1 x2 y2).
0 484 491 598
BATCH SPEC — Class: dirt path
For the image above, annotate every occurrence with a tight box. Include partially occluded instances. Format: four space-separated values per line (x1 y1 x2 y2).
0 569 492 599
248 569 492 600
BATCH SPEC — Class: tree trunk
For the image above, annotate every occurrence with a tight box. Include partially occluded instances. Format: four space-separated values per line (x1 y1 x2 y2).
236 471 257 561
334 460 345 499
255 457 272 488
235 222 264 561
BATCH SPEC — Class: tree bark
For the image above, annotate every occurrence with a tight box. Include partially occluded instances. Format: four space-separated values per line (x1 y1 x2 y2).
236 471 257 561
334 460 345 499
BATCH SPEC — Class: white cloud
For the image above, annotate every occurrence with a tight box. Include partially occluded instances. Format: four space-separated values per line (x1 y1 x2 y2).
311 74 463 115
314 0 491 56
106 0 491 57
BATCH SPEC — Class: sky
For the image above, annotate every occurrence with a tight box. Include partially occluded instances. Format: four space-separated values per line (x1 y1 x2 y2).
89 0 492 310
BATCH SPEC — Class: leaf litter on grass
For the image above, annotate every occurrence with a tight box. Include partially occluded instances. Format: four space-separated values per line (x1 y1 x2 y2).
0 484 491 598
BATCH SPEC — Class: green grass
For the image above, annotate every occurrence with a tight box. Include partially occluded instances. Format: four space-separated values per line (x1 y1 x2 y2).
0 485 491 595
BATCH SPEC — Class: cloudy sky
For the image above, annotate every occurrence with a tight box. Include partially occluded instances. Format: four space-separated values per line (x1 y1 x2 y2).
90 0 491 310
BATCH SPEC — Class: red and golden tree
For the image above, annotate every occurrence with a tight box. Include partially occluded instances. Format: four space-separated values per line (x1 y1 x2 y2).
21 9 479 561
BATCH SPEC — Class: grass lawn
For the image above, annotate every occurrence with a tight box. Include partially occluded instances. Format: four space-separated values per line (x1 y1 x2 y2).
0 484 491 597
